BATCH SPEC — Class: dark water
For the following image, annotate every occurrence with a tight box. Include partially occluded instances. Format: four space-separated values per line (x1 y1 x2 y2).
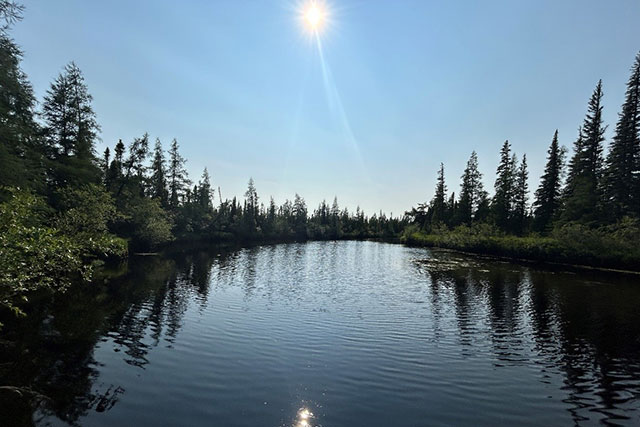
2 241 640 426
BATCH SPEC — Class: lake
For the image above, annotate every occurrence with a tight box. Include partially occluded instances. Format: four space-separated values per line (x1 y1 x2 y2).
2 241 640 426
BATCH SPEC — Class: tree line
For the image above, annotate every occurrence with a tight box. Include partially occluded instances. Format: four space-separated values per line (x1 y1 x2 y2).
408 53 640 237
0 3 404 320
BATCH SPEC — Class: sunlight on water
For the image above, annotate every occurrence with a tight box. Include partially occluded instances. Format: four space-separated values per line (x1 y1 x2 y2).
6 241 640 426
296 407 315 426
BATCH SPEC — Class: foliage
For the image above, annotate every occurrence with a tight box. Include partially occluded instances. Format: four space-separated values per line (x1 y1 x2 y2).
603 54 640 219
402 217 640 271
533 130 565 232
55 184 118 235
126 198 173 251
0 190 126 321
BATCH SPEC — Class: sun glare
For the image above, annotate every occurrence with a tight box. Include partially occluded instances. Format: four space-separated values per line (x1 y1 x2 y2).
302 1 327 33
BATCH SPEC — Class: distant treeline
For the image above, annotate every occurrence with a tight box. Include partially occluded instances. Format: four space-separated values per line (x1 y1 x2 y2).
0 3 404 319
405 52 640 269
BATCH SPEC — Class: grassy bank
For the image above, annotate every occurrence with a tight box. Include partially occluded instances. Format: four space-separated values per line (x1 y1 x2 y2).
401 221 640 272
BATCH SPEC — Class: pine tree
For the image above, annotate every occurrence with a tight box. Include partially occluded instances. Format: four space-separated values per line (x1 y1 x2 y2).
149 138 168 206
492 140 516 230
168 138 190 208
533 130 566 232
604 53 640 219
563 81 607 223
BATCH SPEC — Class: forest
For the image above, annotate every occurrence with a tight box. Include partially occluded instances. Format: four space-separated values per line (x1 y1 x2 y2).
404 55 640 270
0 3 404 320
1 1 640 323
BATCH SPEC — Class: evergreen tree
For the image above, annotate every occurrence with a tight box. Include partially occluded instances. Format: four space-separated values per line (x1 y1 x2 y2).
106 139 125 192
457 151 486 224
293 193 308 237
41 62 101 188
243 178 259 234
168 138 190 208
42 62 99 159
0 29 40 192
150 138 168 206
0 1 23 33
331 196 341 237
564 127 584 195
563 81 607 223
492 140 516 230
604 53 640 218
430 163 448 226
512 154 529 234
198 168 212 209
447 192 456 221
115 133 149 198
533 130 566 232
101 147 110 183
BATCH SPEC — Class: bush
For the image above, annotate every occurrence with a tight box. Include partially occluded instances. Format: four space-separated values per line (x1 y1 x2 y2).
127 198 173 251
0 189 127 323
402 219 640 271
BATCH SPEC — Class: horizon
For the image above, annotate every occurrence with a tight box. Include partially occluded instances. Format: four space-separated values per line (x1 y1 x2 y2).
12 0 640 215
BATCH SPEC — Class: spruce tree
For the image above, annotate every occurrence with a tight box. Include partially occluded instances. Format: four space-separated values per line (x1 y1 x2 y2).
564 127 584 195
430 163 447 226
0 31 40 191
41 62 101 188
533 130 565 232
198 168 212 209
243 178 258 232
512 154 529 234
106 139 125 193
563 81 607 223
331 196 341 237
168 138 190 208
150 138 169 206
293 194 308 236
101 147 110 183
115 133 149 198
492 140 516 231
457 151 486 225
42 62 99 159
604 53 640 219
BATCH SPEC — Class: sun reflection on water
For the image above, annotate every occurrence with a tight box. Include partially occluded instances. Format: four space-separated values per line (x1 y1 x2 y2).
295 407 314 427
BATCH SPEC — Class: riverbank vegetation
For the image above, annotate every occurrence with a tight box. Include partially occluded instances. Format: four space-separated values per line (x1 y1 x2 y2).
2 1 640 321
0 3 404 318
405 53 640 270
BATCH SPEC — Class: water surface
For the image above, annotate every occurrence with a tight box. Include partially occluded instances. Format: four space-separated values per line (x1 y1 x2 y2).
2 241 640 426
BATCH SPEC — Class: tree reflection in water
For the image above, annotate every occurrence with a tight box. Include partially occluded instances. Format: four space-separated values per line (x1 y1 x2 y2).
0 243 639 426
417 250 640 424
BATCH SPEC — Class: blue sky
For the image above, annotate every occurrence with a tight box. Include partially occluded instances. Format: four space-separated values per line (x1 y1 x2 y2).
13 0 640 215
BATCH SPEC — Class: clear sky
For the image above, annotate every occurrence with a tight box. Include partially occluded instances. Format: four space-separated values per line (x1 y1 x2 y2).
12 0 640 216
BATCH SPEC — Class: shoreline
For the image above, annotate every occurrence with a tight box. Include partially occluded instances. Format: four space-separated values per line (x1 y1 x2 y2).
130 235 640 276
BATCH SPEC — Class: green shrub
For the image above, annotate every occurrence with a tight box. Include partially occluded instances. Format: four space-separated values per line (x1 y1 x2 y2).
0 189 127 323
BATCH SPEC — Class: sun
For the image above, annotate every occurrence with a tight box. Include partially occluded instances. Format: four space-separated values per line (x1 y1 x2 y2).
302 1 327 33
